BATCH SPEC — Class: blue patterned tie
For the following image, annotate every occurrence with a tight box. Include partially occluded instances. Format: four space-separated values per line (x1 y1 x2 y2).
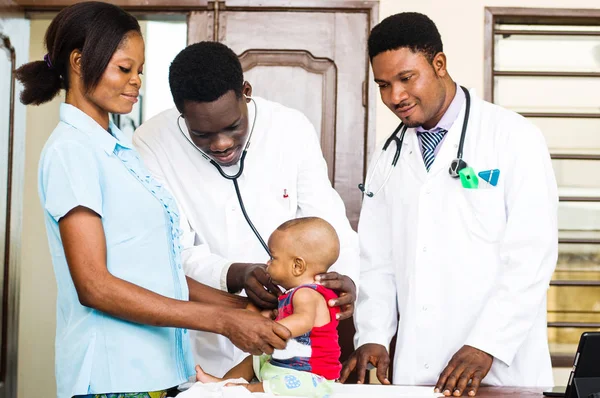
419 129 447 172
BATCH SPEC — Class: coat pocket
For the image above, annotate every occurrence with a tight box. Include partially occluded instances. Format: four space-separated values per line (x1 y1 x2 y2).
456 188 506 243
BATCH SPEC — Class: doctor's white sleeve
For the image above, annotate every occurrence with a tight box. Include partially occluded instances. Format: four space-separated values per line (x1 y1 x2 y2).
293 113 360 289
133 131 232 291
353 152 398 350
465 121 558 367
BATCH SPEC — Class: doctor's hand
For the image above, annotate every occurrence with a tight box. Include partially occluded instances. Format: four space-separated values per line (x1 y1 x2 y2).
228 263 281 309
339 343 391 385
435 345 493 397
315 272 356 320
221 308 291 356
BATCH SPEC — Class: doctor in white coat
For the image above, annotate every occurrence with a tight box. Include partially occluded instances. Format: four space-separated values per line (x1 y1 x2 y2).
134 42 360 378
340 12 558 396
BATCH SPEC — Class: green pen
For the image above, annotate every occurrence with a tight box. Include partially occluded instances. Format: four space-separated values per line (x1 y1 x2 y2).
459 167 479 189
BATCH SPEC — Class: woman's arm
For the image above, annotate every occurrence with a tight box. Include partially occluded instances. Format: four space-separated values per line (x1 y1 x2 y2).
59 206 291 354
186 276 248 308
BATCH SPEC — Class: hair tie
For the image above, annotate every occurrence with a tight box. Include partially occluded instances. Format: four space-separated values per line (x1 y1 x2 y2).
43 53 53 70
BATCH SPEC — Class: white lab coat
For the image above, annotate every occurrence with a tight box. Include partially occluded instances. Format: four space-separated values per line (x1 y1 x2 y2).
133 97 359 377
354 89 558 387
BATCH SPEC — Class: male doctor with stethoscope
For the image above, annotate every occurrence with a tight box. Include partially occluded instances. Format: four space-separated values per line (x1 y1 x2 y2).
340 12 558 397
134 42 359 378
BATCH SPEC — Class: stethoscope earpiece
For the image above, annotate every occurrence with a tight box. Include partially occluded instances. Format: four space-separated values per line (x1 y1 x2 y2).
358 182 374 198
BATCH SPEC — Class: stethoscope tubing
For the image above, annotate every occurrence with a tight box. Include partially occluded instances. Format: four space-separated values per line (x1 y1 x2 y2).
360 86 471 197
177 98 271 257
233 177 271 256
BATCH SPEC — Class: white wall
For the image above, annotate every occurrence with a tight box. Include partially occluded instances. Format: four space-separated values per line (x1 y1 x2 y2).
143 21 187 121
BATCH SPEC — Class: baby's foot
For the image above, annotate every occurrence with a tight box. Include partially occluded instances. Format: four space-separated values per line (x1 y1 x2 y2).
195 365 223 383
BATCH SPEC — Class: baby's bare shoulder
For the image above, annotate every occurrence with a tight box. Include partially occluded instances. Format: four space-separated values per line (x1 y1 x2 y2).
292 286 327 308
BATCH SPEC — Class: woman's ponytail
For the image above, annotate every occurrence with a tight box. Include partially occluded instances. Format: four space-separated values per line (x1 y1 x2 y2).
15 55 62 105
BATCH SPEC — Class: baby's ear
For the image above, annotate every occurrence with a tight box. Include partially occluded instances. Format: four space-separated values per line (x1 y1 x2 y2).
292 256 307 276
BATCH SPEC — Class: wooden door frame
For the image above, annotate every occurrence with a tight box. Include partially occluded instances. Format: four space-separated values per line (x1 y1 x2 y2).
485 6 600 369
0 29 19 398
6 0 376 11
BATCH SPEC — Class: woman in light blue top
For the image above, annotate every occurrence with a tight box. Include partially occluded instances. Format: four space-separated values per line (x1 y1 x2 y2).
15 2 291 398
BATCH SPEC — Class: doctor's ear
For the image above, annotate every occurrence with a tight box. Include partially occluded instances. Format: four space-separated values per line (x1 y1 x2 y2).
431 52 448 78
242 81 253 103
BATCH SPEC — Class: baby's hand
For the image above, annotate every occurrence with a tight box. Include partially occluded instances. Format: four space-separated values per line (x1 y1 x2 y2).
246 302 278 320
245 301 261 313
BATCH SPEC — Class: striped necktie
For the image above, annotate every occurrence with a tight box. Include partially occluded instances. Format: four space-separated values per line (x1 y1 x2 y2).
419 129 447 172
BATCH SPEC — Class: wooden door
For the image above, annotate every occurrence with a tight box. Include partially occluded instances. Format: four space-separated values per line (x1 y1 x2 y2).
187 1 378 230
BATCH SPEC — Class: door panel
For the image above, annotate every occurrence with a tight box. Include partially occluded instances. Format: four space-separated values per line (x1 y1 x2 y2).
187 11 212 45
224 11 336 57
239 49 337 181
245 64 324 138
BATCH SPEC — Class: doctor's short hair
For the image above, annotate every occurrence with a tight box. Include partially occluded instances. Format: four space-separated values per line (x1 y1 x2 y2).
368 12 443 63
169 41 244 113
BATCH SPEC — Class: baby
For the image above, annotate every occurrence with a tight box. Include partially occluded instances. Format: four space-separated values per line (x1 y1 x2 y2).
196 216 342 397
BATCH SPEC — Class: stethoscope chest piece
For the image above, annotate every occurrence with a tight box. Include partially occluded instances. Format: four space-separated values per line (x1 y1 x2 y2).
449 158 468 178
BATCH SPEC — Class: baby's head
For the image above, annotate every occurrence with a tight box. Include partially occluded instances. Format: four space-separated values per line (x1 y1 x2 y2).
266 217 340 290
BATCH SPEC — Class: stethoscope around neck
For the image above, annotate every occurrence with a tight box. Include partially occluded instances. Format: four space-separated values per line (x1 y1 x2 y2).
177 96 271 256
358 85 472 198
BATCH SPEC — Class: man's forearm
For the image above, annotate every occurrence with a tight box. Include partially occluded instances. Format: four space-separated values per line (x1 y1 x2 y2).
186 276 248 308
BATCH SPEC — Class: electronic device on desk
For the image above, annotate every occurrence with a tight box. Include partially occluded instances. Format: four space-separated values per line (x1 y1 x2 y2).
543 332 600 398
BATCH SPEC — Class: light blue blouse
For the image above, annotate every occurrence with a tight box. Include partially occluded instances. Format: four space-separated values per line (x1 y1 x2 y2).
38 104 194 398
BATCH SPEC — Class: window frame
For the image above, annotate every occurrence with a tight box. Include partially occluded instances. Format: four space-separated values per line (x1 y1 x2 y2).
484 6 600 368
